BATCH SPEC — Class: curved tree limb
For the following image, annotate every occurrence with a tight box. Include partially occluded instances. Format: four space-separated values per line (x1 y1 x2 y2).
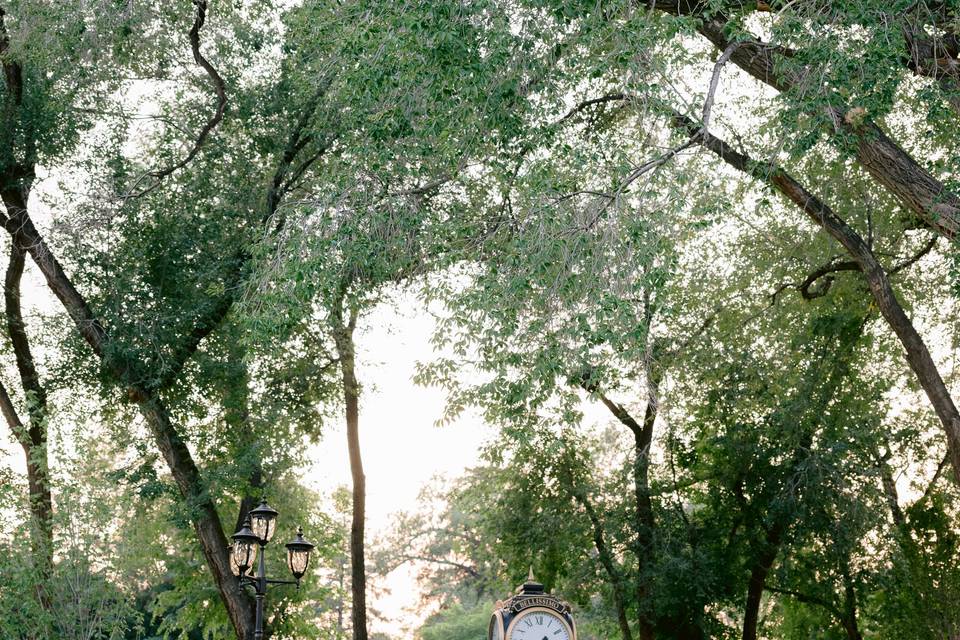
650 3 960 239
3 241 52 583
796 259 860 300
126 0 227 199
772 233 937 303
672 113 960 488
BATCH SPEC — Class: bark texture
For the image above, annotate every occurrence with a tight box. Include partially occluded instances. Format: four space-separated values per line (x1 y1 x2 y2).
2 238 53 599
332 302 368 640
651 2 960 240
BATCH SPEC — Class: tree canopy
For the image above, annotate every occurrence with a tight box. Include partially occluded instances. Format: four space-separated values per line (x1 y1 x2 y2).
1 0 959 639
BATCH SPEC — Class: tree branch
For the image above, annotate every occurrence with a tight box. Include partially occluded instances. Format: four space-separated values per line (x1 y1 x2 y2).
701 40 742 134
391 555 481 578
155 84 334 390
672 112 960 487
796 259 859 300
557 92 629 125
0 190 108 356
889 234 938 275
650 3 960 239
575 374 643 439
0 376 22 433
126 0 227 198
5 242 47 427
765 584 844 621
917 451 951 506
267 81 333 228
773 232 936 304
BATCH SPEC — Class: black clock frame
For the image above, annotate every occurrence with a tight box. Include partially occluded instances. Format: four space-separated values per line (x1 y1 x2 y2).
488 573 577 640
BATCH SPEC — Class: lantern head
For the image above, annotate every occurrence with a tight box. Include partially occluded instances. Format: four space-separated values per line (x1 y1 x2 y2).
285 526 316 581
249 499 279 545
231 516 260 575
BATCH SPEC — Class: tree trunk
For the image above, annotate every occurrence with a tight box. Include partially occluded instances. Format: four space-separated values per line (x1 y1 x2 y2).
579 367 658 640
742 523 784 640
332 303 368 640
337 554 347 637
0 190 257 640
0 383 50 609
0 239 52 604
840 566 864 640
137 392 256 639
683 121 960 488
635 366 659 640
651 3 960 240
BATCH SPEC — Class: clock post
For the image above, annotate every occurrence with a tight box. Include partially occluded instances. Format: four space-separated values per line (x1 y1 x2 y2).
488 570 576 640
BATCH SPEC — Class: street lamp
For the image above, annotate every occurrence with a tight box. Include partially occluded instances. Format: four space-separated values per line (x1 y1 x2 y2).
230 500 315 640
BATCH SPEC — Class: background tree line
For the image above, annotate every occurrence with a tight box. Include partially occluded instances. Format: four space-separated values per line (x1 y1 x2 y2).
1 0 959 638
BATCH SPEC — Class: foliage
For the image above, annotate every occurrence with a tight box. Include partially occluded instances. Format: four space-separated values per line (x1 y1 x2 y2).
2 0 960 639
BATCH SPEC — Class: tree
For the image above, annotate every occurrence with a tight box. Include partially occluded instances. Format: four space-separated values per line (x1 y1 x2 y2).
2 0 522 635
428 0 960 488
3 1 960 638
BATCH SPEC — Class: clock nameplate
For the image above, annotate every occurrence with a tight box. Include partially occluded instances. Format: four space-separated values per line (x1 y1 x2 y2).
509 595 569 614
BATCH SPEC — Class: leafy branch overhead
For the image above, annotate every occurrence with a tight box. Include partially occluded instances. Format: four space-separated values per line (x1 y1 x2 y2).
1 1 960 640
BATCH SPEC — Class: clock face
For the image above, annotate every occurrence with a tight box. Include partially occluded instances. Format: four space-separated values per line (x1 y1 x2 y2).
508 610 571 640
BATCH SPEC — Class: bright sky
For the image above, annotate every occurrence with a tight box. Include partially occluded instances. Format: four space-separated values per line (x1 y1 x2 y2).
301 293 495 634
300 290 616 635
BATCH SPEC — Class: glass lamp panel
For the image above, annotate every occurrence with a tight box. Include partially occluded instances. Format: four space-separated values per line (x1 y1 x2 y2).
233 539 256 574
249 501 279 544
285 526 315 579
287 548 310 578
229 545 241 576
247 542 257 575
250 514 275 544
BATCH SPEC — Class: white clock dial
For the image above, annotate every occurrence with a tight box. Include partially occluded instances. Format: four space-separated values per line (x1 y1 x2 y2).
508 610 571 640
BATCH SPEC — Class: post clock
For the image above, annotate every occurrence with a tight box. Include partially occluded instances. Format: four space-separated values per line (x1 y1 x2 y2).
488 570 576 640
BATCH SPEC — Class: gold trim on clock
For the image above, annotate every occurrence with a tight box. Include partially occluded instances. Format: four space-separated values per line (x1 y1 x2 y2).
489 609 505 640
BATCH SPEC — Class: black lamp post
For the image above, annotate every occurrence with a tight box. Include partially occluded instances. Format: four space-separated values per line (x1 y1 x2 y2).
229 499 316 640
